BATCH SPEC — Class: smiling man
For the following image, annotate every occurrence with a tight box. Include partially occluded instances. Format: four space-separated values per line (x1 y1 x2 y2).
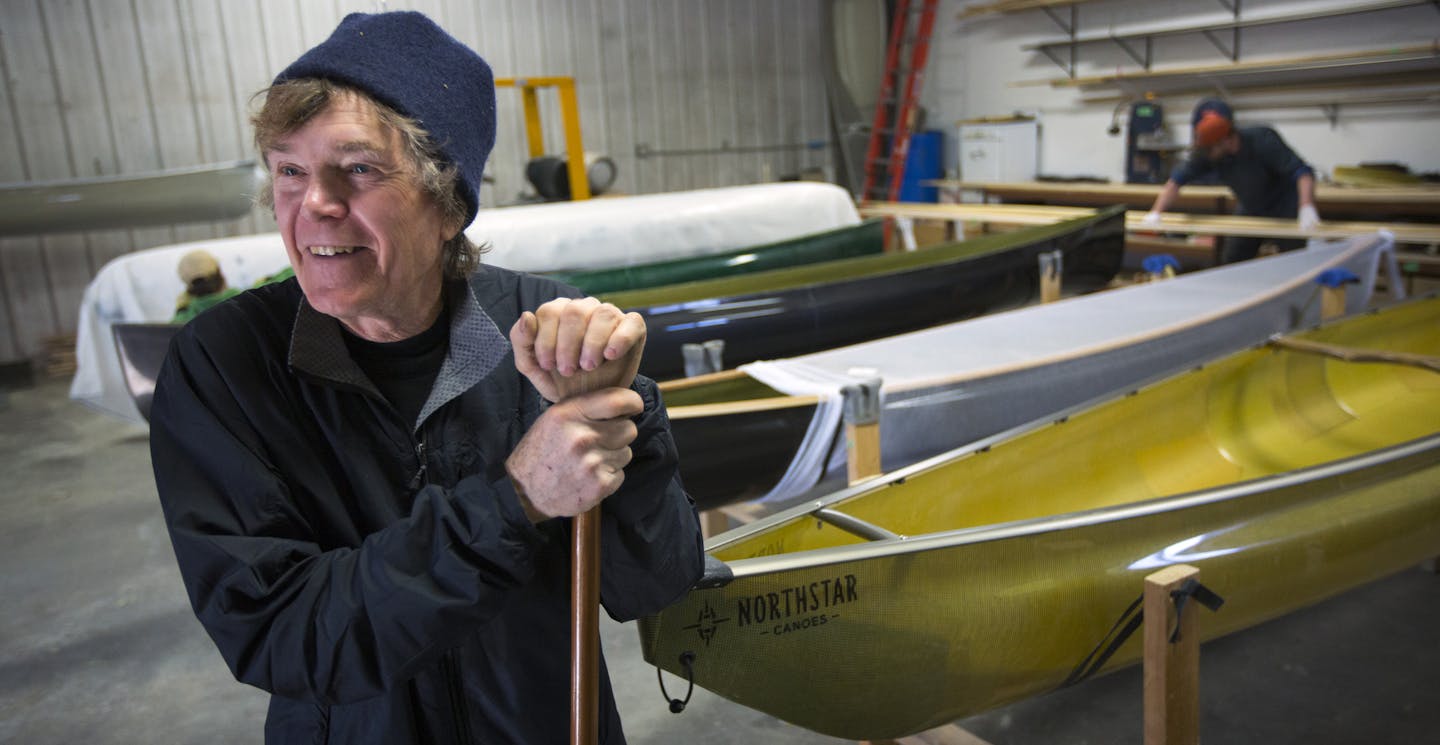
148 11 702 745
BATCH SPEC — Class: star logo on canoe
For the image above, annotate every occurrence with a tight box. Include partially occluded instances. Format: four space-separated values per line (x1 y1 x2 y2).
681 602 730 647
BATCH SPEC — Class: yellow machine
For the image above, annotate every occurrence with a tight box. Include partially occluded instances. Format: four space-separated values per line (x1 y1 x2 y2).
496 76 590 200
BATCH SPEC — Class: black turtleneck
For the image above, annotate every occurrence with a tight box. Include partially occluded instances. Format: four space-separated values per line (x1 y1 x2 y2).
342 308 450 429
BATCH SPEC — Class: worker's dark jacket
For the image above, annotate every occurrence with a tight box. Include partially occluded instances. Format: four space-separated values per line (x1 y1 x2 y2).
150 267 704 744
1172 126 1315 218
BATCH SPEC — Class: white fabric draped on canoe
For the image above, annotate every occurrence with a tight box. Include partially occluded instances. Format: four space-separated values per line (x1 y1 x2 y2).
741 233 1398 504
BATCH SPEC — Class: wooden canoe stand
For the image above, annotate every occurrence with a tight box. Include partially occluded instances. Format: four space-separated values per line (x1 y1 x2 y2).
843 376 884 485
698 376 887 538
1039 250 1063 303
1143 564 1203 745
1321 283 1349 321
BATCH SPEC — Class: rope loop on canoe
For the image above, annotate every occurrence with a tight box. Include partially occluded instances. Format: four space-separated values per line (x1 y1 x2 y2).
657 651 696 714
1061 595 1143 688
1061 578 1225 687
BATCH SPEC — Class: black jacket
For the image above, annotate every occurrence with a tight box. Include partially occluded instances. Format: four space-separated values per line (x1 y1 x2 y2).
150 266 704 744
1171 126 1314 217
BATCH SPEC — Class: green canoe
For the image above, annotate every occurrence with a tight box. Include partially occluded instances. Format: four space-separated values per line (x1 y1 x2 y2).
546 219 884 294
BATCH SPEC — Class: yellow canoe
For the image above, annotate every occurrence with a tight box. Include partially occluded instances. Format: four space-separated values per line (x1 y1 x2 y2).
639 294 1440 740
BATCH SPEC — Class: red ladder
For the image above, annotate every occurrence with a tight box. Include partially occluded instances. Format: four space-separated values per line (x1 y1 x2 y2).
859 0 939 244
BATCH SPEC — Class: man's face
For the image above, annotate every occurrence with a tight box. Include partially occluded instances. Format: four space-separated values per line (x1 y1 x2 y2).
1203 133 1239 162
266 94 455 341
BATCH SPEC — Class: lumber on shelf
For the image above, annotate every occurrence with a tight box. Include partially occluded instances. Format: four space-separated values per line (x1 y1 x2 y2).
1029 44 1440 88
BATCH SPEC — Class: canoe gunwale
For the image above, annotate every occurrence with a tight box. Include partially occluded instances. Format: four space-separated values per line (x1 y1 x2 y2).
667 394 820 420
704 290 1440 577
711 430 1440 581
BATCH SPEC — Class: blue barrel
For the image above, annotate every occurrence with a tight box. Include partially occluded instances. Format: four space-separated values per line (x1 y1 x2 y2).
899 130 944 203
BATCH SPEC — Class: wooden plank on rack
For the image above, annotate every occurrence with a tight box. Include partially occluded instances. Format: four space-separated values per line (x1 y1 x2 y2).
931 180 1440 219
1021 0 1431 50
860 202 1440 244
860 201 1094 225
930 180 1236 212
1039 44 1440 88
1128 212 1440 245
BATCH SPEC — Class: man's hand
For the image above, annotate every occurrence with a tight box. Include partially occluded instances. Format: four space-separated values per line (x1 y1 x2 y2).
1139 210 1163 228
511 297 646 402
506 387 644 521
1298 204 1321 232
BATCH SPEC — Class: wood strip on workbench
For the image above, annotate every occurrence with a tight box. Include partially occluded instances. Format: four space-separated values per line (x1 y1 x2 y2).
859 202 1440 244
927 180 1440 218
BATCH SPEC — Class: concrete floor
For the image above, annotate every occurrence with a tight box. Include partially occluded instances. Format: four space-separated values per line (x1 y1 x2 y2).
2 379 1437 744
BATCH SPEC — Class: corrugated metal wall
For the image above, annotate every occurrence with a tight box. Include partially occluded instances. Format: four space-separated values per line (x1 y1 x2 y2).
0 0 831 367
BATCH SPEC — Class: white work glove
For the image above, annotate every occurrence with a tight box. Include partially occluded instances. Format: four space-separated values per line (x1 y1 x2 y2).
1139 210 1163 227
1298 204 1321 232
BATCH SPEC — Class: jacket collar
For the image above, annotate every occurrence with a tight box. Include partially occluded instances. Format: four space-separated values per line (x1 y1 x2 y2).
288 278 511 429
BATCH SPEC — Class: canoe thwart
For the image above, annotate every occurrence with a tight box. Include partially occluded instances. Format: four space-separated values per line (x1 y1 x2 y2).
814 508 903 542
1268 335 1440 373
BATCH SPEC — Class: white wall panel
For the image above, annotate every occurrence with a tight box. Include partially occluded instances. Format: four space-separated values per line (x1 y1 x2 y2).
595 0 637 195
933 0 1440 183
40 1 123 278
2 0 67 360
0 15 26 360
0 0 832 367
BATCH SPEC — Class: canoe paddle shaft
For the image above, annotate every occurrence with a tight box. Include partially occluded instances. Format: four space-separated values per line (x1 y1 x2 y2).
553 366 608 745
571 507 600 745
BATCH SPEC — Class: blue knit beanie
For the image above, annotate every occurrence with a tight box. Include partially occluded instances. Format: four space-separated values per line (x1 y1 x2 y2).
1191 98 1233 128
274 11 495 227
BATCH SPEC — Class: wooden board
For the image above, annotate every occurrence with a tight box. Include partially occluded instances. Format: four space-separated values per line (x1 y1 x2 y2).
863 202 1440 244
1130 212 1440 244
930 180 1440 219
1028 44 1440 88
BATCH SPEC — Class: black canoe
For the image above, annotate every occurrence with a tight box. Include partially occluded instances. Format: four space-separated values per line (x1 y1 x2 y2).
606 206 1126 382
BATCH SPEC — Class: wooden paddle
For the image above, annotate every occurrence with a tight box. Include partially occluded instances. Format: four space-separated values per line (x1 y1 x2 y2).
551 371 606 745
524 304 645 745
570 506 600 745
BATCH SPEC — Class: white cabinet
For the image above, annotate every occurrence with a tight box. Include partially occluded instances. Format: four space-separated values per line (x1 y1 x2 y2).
957 120 1038 182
